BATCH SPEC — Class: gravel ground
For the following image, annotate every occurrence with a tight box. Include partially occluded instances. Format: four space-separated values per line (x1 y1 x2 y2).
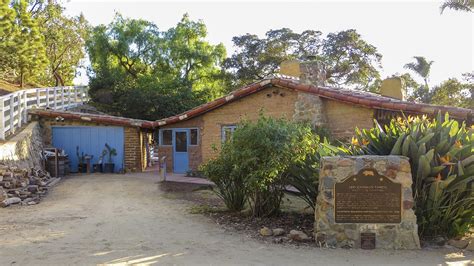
0 173 472 265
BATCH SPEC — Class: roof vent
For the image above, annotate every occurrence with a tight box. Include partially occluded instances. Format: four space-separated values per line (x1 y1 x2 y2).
380 77 406 101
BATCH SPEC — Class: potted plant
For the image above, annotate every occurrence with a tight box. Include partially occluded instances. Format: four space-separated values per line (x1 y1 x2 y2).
93 148 107 173
103 143 117 173
76 146 87 173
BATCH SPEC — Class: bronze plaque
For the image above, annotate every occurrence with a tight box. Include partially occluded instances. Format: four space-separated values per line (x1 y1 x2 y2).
334 168 401 223
361 233 376 249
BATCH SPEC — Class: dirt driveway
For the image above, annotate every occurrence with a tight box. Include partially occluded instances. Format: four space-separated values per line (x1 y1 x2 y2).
0 173 471 265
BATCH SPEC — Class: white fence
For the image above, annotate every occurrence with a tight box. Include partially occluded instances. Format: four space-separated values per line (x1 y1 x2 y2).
0 86 88 140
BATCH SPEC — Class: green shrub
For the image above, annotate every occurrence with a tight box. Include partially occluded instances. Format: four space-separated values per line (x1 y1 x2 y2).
345 113 473 239
286 137 338 211
201 115 316 217
200 146 247 212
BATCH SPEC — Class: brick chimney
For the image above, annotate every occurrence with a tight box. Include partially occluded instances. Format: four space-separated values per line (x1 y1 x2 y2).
380 77 406 101
279 59 326 86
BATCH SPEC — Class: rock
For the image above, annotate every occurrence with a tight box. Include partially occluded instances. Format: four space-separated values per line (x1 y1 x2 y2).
447 239 470 249
288 230 310 241
434 236 447 246
466 239 474 251
272 228 285 236
259 227 273 236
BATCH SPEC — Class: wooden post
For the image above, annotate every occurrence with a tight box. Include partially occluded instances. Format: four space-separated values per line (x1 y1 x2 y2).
46 88 50 108
9 94 14 134
22 91 27 123
55 148 59 178
61 87 65 110
0 98 5 140
80 87 84 104
53 88 57 109
17 93 22 128
74 86 78 106
36 88 40 107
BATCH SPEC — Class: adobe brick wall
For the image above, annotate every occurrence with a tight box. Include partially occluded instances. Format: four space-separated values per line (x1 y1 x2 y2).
158 116 203 172
35 117 145 173
200 86 297 162
322 99 375 139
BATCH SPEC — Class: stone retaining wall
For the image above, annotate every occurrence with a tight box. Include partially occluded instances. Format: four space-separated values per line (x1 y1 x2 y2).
0 122 43 170
315 155 420 249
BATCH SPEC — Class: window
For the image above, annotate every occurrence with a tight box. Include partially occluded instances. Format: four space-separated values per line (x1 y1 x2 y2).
160 129 172 146
190 129 199 145
221 125 237 142
175 131 188 152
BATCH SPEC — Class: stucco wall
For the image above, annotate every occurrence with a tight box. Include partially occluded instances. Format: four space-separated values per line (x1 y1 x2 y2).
323 100 375 139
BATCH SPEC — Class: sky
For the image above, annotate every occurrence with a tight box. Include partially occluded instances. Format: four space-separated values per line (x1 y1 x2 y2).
64 0 473 86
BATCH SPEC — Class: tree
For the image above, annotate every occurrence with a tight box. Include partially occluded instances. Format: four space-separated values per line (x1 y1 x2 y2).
10 0 48 87
440 0 473 13
36 2 89 86
429 74 473 109
0 0 16 78
224 28 382 89
87 13 228 120
404 56 434 89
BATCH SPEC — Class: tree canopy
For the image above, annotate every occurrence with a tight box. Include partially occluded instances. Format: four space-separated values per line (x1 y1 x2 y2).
86 13 228 120
224 28 382 89
0 0 88 87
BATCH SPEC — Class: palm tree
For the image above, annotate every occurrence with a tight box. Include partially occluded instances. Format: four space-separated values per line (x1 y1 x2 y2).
440 0 473 14
404 56 434 89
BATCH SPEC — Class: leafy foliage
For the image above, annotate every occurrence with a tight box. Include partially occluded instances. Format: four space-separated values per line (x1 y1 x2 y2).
87 13 228 120
225 28 382 89
440 0 473 13
36 3 89 86
344 114 473 239
0 0 87 87
201 115 316 217
285 137 338 210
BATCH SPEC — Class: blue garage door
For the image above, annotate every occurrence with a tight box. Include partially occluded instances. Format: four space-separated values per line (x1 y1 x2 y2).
52 126 124 173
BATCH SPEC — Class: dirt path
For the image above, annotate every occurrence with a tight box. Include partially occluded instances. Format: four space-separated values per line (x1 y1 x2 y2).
0 173 471 265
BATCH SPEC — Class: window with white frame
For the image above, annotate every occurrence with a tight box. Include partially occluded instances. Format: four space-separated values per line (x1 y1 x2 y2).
221 125 237 142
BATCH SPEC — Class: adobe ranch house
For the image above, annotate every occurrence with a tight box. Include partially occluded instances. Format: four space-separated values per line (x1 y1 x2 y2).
155 61 472 173
30 61 472 174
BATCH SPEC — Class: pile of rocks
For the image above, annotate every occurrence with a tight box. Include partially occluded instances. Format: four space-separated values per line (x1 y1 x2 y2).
259 227 311 243
0 166 59 207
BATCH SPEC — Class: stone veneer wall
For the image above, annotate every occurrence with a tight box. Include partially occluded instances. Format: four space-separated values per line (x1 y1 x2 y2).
0 122 44 170
292 92 327 127
315 155 420 249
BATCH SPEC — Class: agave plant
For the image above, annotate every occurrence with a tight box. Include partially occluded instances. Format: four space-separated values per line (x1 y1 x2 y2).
346 113 473 239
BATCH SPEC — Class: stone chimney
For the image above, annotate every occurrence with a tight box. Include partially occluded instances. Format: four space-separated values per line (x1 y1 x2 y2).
280 60 328 127
279 59 326 86
380 77 406 101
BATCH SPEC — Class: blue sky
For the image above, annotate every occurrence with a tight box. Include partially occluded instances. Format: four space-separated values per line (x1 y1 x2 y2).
64 0 473 87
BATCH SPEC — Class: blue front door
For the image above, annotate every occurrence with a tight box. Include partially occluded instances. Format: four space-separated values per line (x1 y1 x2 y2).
173 129 189 173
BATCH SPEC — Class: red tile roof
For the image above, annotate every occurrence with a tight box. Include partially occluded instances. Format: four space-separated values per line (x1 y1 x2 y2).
157 78 473 126
30 78 473 128
29 109 155 129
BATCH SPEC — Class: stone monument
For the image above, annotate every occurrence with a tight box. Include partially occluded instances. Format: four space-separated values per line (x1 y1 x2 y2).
315 155 420 249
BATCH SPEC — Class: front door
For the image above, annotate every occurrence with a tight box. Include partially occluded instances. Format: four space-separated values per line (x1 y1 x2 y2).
173 129 189 173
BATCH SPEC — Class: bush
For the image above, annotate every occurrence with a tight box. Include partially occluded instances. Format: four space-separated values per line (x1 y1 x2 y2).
346 113 473 239
201 115 316 217
285 137 338 211
201 146 247 212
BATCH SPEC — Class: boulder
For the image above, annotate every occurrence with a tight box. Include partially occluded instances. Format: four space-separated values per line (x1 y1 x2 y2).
259 227 273 236
288 230 310 241
447 239 470 249
272 228 285 236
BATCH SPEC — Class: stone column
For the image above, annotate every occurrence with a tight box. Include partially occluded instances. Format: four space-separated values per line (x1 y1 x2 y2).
315 155 420 249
